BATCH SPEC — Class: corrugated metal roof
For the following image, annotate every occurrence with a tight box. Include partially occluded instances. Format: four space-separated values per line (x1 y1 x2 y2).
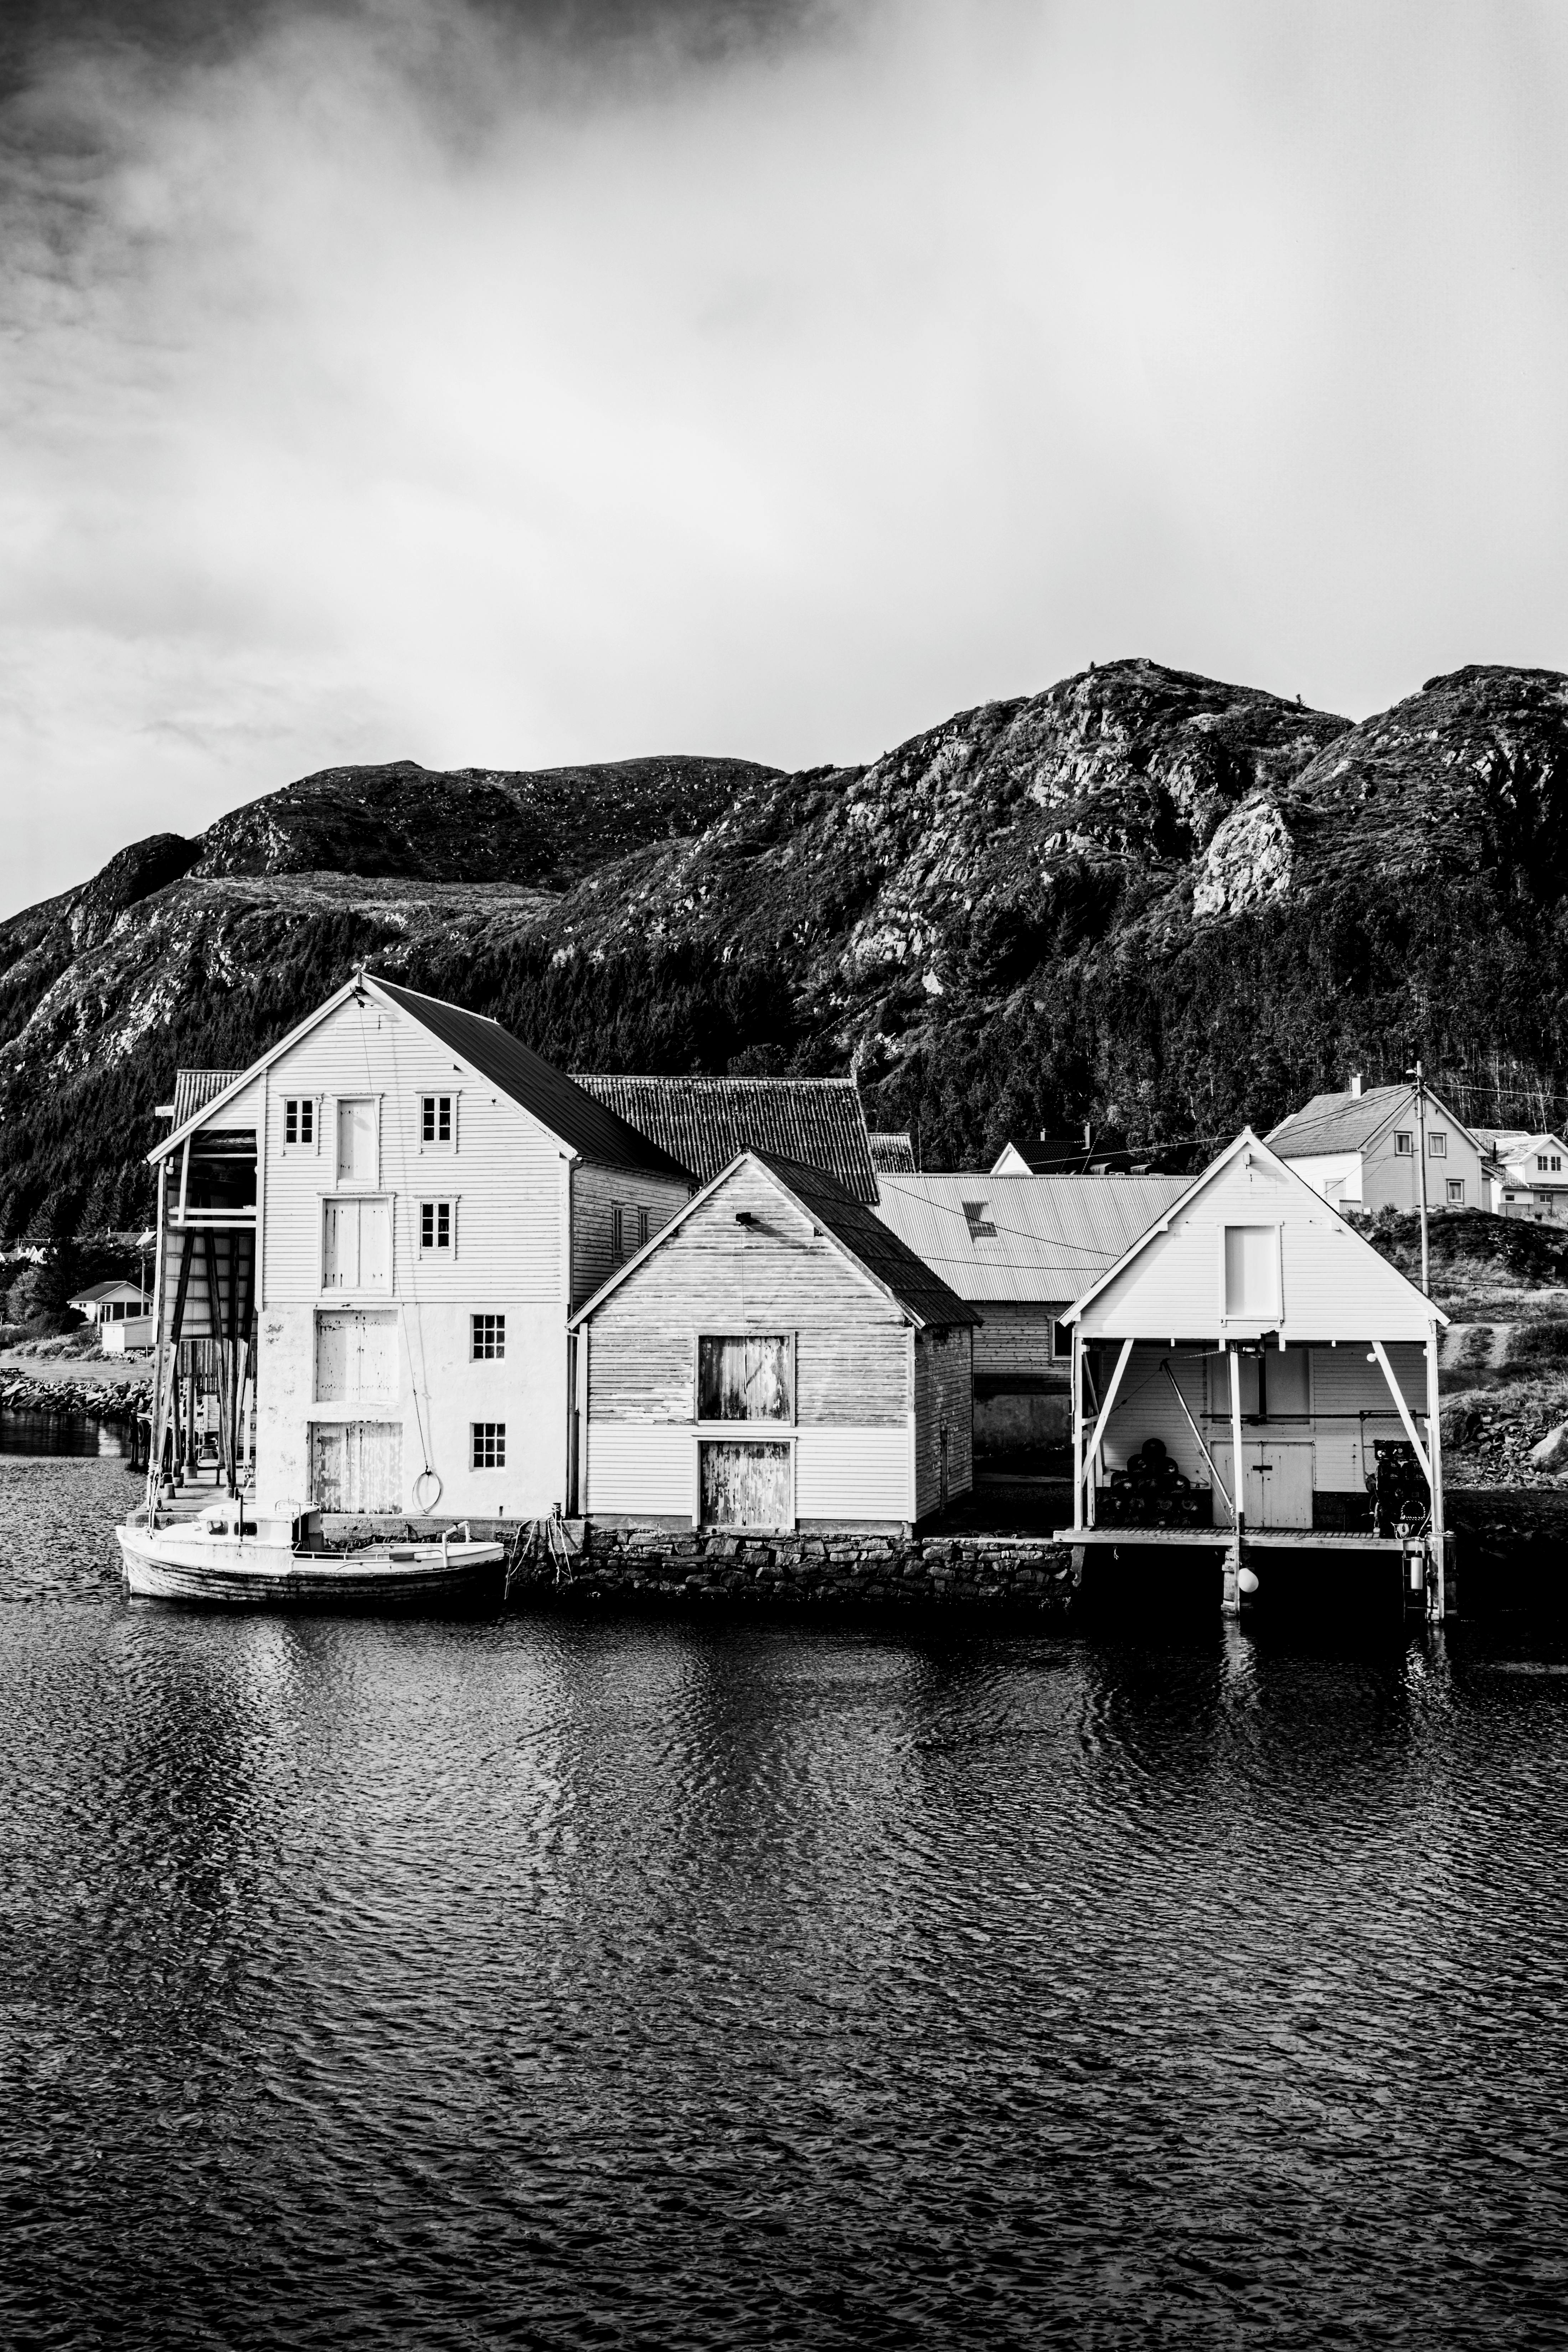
868 1130 917 1175
873 1173 1188 1303
373 979 694 1181
752 1154 980 1327
573 1074 880 1201
171 1068 243 1127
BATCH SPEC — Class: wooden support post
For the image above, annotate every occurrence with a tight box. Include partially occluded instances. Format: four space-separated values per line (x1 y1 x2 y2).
1071 1327 1085 1533
1224 1343 1245 1616
203 1229 230 1495
1369 1340 1432 1485
1425 1321 1448 1620
166 1236 193 1485
1085 1337 1136 1503
146 1161 170 1506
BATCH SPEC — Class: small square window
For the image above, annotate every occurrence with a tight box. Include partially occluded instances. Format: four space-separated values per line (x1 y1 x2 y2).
472 1313 505 1360
422 1094 453 1145
1393 1131 1414 1156
1446 1179 1464 1204
420 1201 453 1252
1428 1131 1446 1157
284 1098 314 1146
472 1421 506 1469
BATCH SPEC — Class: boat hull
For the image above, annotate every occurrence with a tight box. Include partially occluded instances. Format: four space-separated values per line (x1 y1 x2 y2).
116 1524 505 1611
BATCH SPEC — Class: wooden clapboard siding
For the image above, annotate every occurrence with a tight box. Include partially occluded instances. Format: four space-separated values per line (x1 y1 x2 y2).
584 1423 691 1515
1076 1148 1438 1343
259 995 567 1306
586 1159 910 1425
795 1429 911 1520
571 1162 692 1311
973 1301 1064 1379
913 1326 974 1518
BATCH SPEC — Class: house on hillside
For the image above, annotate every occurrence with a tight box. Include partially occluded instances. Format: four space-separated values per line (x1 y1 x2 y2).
992 1128 1114 1175
571 1152 978 1533
1059 1129 1452 1615
874 1173 1187 1463
1475 1130 1568 1222
68 1278 152 1354
1268 1076 1487 1217
573 1074 880 1202
145 975 694 1520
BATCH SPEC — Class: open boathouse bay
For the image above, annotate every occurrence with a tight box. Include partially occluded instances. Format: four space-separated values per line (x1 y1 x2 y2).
1 1457 1566 2349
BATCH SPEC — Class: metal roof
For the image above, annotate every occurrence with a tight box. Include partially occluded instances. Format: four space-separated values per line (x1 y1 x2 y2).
68 1279 145 1306
373 979 694 1181
171 1068 243 1128
868 1130 917 1176
873 1173 1188 1303
1267 1081 1477 1158
572 1074 879 1201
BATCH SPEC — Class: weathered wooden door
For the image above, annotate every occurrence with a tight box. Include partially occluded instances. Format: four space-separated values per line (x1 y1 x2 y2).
699 1440 790 1529
311 1421 403 1512
1245 1441 1313 1530
316 1312 397 1404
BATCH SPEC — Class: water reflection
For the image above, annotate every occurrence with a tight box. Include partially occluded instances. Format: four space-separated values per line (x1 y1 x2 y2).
0 1408 130 1457
1 1459 1566 2348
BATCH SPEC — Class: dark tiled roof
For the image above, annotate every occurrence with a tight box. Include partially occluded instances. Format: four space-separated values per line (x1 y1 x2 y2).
754 1152 980 1328
172 1067 243 1126
868 1130 917 1175
373 978 694 1182
573 1073 880 1201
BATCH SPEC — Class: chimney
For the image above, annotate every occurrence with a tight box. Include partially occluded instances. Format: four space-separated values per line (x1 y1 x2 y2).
1350 1072 1363 1098
1083 1121 1093 1150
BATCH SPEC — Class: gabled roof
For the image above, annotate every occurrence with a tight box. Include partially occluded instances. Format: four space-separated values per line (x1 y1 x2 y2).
875 1173 1188 1303
1476 1129 1568 1165
1267 1081 1478 1159
571 1150 980 1331
373 980 692 1180
868 1130 917 1176
572 1073 879 1201
1063 1128 1449 1328
150 974 693 1181
68 1279 144 1306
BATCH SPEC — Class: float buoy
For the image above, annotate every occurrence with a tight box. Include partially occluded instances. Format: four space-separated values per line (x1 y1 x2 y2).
1237 1567 1260 1595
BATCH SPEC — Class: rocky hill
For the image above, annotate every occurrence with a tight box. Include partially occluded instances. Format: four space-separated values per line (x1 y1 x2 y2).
5 659 1568 1237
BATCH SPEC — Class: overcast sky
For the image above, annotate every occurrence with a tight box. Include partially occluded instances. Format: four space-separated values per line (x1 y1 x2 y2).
2 0 1566 914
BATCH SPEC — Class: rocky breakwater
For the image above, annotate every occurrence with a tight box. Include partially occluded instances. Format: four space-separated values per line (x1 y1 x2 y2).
507 1522 1082 1620
0 1374 149 1421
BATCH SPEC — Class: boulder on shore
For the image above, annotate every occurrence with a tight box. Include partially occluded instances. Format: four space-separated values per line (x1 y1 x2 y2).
1528 1421 1568 1473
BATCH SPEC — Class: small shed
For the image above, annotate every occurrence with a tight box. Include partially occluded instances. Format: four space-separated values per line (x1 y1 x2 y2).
1058 1129 1454 1615
571 1151 979 1532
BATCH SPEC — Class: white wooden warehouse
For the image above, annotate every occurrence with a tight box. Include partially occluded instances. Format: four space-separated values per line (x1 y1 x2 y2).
1057 1130 1454 1616
571 1151 980 1533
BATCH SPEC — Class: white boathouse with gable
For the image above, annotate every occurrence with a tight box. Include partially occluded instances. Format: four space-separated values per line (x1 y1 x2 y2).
1058 1129 1454 1615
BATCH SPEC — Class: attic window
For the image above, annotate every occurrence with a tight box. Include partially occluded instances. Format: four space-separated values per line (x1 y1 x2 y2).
1393 1131 1414 1156
284 1098 314 1147
421 1094 453 1145
1428 1130 1447 1158
1222 1224 1280 1321
962 1200 997 1240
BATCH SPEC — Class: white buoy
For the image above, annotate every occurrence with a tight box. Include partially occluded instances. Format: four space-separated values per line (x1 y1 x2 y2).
1237 1567 1260 1595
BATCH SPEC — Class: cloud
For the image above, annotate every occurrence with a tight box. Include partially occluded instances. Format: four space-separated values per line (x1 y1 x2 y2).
4 0 1568 915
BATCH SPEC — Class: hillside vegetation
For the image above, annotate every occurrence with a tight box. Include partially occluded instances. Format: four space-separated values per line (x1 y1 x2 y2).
6 659 1568 1238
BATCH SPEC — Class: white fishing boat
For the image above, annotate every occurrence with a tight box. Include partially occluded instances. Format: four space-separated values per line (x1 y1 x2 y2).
117 1502 504 1609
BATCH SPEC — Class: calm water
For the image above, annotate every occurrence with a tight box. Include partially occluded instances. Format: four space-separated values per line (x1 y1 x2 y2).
2 1456 1567 2350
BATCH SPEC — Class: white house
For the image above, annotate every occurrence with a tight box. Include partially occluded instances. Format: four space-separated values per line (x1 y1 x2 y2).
145 975 693 1520
1059 1129 1452 1616
1267 1076 1487 1217
68 1278 152 1355
1475 1130 1568 1222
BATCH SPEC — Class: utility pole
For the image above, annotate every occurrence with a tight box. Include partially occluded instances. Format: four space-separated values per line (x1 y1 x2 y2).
1410 1060 1430 1296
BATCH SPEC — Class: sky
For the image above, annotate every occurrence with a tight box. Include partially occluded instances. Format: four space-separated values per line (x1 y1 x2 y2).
3 0 1568 915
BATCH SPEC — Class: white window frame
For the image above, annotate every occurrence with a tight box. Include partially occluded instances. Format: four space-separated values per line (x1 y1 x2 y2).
282 1094 320 1154
333 1094 382 1188
418 1197 458 1257
1393 1131 1414 1156
1217 1222 1284 1326
319 1193 395 1296
419 1091 459 1153
470 1420 507 1471
471 1311 505 1361
1428 1130 1447 1158
1446 1178 1465 1204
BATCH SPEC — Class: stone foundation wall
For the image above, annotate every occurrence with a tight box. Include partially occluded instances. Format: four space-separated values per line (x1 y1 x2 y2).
508 1521 1082 1620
